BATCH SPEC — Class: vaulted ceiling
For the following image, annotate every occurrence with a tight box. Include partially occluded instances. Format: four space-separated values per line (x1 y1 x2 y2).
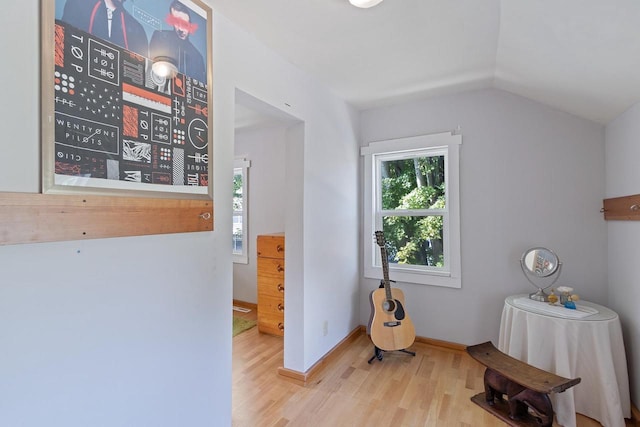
215 0 640 125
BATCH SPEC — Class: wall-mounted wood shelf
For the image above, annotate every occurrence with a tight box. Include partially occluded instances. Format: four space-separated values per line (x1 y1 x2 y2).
0 192 213 246
602 194 640 221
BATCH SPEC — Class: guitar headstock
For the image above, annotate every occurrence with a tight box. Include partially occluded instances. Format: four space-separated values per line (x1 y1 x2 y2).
374 230 386 248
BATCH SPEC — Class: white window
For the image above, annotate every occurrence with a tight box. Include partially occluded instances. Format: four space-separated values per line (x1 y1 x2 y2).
233 159 250 264
361 132 461 288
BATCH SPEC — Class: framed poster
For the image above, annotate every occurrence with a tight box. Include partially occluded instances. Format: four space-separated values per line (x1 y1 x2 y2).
41 0 213 199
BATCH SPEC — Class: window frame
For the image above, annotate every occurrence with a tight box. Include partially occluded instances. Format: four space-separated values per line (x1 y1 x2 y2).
233 159 251 264
361 132 461 288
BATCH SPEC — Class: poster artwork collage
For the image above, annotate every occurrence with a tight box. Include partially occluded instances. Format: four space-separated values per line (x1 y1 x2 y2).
53 20 208 188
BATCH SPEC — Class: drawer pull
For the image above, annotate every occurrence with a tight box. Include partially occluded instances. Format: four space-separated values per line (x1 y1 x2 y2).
276 244 284 253
277 303 284 311
276 264 284 273
277 283 284 292
278 322 284 331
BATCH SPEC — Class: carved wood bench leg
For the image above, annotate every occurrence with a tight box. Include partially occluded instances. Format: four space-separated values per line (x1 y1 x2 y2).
483 368 555 425
484 369 521 407
509 388 554 427
484 369 502 405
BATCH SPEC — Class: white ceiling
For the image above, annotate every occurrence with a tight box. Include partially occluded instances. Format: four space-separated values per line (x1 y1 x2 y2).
217 0 640 125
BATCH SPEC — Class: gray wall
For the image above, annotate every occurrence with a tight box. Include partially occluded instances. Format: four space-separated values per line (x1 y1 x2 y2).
359 88 607 346
605 101 640 406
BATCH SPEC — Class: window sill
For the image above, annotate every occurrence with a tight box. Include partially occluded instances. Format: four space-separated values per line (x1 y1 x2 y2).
364 266 461 288
233 255 248 265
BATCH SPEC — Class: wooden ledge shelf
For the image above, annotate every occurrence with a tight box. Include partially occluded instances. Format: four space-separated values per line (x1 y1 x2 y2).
0 192 213 246
602 194 640 221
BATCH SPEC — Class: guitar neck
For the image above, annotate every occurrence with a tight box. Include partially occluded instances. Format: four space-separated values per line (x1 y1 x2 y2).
380 246 393 301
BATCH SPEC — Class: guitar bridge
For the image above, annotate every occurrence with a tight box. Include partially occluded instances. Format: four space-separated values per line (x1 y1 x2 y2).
383 321 401 327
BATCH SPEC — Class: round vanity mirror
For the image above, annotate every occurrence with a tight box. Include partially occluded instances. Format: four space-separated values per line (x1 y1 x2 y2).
522 247 559 278
520 247 562 301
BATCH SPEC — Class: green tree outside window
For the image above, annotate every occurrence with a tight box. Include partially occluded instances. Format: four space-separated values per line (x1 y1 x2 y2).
380 155 445 267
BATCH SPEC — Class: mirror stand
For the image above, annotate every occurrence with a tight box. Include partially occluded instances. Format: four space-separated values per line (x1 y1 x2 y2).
529 287 549 302
521 263 562 301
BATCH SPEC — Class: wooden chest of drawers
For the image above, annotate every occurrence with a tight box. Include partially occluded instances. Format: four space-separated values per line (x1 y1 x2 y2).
257 233 285 336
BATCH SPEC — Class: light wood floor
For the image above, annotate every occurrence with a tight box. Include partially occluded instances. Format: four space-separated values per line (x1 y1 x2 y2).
232 308 624 427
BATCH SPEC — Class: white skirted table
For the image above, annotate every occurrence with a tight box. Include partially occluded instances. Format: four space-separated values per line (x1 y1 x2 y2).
499 294 630 427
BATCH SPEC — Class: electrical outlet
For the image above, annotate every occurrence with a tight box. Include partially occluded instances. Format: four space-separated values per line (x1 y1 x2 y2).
322 320 328 336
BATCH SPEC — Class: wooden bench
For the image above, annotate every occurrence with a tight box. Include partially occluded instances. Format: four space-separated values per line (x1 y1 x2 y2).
467 341 581 427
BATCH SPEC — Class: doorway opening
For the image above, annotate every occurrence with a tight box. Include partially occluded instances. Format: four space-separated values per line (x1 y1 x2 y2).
231 88 303 374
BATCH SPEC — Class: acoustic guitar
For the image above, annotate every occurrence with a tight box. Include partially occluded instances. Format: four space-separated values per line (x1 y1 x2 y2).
368 231 416 352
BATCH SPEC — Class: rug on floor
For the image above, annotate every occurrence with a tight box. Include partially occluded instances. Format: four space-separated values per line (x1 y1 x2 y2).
233 316 256 337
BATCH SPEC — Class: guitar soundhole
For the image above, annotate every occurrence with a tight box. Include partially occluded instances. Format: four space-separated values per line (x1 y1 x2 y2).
382 299 396 312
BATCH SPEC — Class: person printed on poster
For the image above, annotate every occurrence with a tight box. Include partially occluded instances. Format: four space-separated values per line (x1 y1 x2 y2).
149 1 206 83
61 0 148 57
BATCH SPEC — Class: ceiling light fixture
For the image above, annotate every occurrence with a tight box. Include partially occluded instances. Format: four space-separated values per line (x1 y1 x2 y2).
349 0 383 8
152 56 178 79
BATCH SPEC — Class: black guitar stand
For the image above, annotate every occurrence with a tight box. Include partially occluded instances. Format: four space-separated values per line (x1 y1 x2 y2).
368 346 416 364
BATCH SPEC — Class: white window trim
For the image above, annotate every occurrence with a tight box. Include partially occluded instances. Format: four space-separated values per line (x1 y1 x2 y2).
361 131 461 288
233 158 251 264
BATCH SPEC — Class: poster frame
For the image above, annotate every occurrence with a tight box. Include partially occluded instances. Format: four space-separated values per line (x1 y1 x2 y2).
41 0 213 200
